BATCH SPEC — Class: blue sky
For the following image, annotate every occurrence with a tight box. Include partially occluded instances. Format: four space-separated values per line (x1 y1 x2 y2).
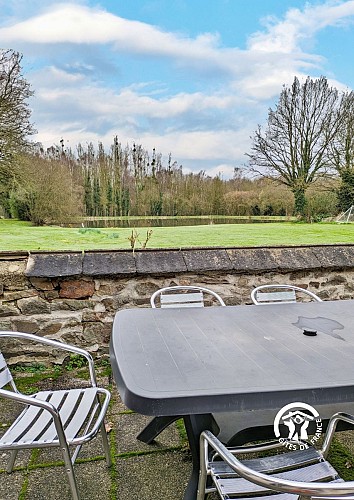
1 0 354 178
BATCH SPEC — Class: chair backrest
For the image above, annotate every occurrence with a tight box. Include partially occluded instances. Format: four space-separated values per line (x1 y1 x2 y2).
0 351 17 392
251 284 322 305
150 286 226 308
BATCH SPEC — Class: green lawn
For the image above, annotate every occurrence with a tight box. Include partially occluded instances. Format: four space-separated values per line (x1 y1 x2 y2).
1 219 353 252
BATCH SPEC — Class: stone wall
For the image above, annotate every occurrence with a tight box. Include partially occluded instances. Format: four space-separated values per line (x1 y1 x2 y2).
1 245 354 365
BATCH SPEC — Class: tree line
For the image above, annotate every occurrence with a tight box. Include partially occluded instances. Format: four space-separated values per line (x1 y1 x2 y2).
0 49 353 225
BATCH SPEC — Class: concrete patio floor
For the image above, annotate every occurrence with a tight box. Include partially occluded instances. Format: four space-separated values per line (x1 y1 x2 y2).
2 368 354 499
0 369 192 500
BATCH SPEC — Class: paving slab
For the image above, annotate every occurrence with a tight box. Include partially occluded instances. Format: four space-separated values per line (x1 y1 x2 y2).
115 451 191 500
0 469 25 500
26 461 111 500
116 413 182 454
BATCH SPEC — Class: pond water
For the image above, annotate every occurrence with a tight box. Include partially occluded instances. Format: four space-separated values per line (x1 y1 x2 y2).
67 216 291 228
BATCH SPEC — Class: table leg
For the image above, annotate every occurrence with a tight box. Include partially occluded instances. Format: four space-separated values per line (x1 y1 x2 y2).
182 414 219 500
137 415 182 444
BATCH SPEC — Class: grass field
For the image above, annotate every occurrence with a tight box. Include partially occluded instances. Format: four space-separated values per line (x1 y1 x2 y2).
1 218 353 252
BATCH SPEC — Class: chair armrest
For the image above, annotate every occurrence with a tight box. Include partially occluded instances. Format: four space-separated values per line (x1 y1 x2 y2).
321 412 354 457
226 440 284 455
208 439 284 462
0 387 59 416
200 430 354 497
71 387 111 445
0 331 98 386
0 386 80 452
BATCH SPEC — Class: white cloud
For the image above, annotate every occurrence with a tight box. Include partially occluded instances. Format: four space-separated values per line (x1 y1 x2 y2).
142 129 248 161
242 1 354 98
30 63 251 126
248 1 354 54
2 1 354 176
0 3 235 76
1 2 345 92
206 164 236 179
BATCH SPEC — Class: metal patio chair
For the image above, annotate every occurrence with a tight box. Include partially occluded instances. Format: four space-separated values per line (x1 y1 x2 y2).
0 331 111 500
197 411 354 500
251 284 322 305
150 285 226 308
137 286 225 444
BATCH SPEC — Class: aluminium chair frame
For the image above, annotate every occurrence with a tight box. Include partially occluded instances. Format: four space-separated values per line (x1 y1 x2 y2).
0 331 111 500
197 412 354 500
251 284 322 305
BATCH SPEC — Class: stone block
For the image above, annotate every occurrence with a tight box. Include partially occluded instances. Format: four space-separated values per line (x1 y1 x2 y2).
26 253 83 277
227 248 278 273
29 277 55 290
0 304 20 317
94 280 129 295
326 275 347 285
2 290 37 302
83 252 136 276
312 245 354 269
17 297 51 315
0 259 29 289
135 250 187 275
270 247 321 271
43 290 60 300
82 310 106 322
11 318 39 333
182 249 232 272
83 321 112 344
0 260 27 275
59 279 95 299
50 298 93 311
0 319 13 330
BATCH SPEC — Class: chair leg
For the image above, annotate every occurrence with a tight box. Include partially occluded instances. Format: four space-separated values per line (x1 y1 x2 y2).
137 415 182 444
70 424 111 477
6 450 18 473
197 454 207 500
71 443 84 465
61 441 80 500
100 422 112 467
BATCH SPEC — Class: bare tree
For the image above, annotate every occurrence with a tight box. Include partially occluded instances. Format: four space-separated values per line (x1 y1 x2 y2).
329 91 354 212
246 76 344 216
0 49 36 214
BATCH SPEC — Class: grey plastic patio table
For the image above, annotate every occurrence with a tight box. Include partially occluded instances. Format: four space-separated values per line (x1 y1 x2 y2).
109 299 354 499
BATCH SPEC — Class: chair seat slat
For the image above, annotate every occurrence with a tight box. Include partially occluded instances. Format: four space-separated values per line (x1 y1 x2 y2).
221 494 297 500
211 447 322 476
161 302 204 308
214 461 339 496
1 388 98 446
38 388 94 442
1 390 68 445
161 292 204 307
256 291 297 303
0 367 13 388
0 353 13 388
55 389 98 441
48 388 86 424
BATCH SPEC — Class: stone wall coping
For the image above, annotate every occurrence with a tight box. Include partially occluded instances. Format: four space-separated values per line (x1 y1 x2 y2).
9 244 352 277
